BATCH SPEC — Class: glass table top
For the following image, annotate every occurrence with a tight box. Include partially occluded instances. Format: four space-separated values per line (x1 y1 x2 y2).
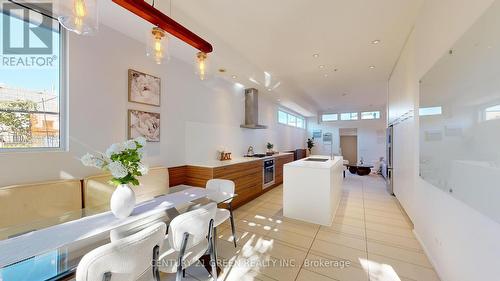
0 185 236 281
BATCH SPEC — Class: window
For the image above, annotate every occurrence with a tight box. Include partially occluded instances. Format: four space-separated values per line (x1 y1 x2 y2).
296 117 305 128
278 109 305 129
419 106 442 116
321 113 338 122
340 112 358 121
287 114 297 126
484 104 500 121
361 111 381 120
0 4 65 150
278 110 288 124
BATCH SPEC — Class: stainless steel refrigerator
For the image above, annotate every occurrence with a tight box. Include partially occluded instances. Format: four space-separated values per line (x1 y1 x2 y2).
386 125 394 195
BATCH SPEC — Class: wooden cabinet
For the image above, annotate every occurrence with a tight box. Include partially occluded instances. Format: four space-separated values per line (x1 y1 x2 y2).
275 154 294 184
179 153 294 209
183 160 263 208
213 161 263 207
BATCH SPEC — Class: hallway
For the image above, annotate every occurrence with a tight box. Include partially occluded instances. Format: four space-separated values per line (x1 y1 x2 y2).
165 174 440 281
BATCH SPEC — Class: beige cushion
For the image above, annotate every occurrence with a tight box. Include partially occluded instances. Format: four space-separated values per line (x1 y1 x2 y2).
0 180 82 230
83 167 169 209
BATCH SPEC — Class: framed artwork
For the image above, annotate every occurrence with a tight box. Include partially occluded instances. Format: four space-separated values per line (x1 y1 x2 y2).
128 110 160 142
323 132 333 143
128 69 161 106
312 130 322 139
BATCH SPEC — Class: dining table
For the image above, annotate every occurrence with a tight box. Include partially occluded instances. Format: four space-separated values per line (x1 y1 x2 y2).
0 185 236 281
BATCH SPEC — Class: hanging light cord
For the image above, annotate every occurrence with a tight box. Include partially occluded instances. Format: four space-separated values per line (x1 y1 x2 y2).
150 0 173 17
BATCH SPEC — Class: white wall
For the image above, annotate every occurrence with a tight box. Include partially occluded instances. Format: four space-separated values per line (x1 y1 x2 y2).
388 0 500 280
0 25 306 186
306 114 386 164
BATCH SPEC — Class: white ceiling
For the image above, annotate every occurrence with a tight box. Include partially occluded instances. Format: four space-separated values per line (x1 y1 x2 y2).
100 0 423 116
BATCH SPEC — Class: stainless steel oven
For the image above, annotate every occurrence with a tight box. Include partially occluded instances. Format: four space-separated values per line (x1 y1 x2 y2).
263 159 275 189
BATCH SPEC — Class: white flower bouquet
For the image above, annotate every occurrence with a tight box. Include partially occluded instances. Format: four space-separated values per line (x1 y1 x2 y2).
81 137 149 186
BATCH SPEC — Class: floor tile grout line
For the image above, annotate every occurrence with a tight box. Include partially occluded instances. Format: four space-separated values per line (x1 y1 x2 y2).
306 249 366 271
361 177 371 281
299 268 341 281
307 236 430 266
365 239 425 253
292 212 323 281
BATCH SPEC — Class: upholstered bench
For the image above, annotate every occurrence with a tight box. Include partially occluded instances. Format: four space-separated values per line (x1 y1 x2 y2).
83 167 170 209
0 179 83 238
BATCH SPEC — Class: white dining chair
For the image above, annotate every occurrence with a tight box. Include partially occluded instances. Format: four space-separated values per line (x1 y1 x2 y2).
159 202 217 281
75 222 166 281
206 179 237 248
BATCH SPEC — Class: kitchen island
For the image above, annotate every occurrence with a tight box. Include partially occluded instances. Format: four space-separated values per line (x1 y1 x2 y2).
283 155 343 226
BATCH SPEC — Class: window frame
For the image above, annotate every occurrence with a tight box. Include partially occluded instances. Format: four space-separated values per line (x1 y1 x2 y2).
296 117 305 129
340 112 359 121
419 106 442 117
483 104 500 121
0 14 68 153
321 113 338 122
278 109 306 129
360 111 381 120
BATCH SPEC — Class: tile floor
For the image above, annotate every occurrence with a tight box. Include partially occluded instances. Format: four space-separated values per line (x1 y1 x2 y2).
161 173 441 281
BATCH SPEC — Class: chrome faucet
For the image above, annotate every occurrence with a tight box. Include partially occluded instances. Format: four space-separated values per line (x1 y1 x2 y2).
247 146 254 156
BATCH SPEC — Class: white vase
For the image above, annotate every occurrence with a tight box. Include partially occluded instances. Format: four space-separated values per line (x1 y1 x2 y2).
110 184 136 219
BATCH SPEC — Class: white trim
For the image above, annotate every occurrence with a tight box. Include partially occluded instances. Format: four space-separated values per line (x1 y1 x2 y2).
412 228 446 281
0 18 68 154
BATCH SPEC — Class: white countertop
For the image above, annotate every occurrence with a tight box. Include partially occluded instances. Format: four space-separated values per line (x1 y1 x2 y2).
188 152 294 168
285 155 342 169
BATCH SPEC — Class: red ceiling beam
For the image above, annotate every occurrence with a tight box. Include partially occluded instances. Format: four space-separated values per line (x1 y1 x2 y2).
112 0 213 53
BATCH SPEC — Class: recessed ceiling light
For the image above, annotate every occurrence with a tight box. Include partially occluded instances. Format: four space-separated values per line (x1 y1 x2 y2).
324 74 329 77
312 54 319 58
231 75 237 79
369 65 376 69
249 77 260 85
218 68 227 73
319 65 325 69
371 39 381 44
267 88 272 91
277 99 281 102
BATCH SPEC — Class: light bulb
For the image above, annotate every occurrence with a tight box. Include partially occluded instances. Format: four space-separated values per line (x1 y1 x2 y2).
74 0 87 18
73 0 87 32
196 52 208 81
58 0 98 35
150 27 166 64
154 40 162 52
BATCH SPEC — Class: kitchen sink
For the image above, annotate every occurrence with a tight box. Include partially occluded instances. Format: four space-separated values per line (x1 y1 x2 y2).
304 158 329 162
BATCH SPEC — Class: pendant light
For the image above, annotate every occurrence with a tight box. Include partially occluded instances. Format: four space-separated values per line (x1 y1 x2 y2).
196 51 209 81
57 0 99 35
147 27 168 64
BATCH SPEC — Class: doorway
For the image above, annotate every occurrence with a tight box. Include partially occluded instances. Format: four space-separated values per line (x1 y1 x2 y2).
340 128 357 164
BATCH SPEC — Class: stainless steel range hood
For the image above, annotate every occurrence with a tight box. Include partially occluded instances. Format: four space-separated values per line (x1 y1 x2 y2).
240 88 268 129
